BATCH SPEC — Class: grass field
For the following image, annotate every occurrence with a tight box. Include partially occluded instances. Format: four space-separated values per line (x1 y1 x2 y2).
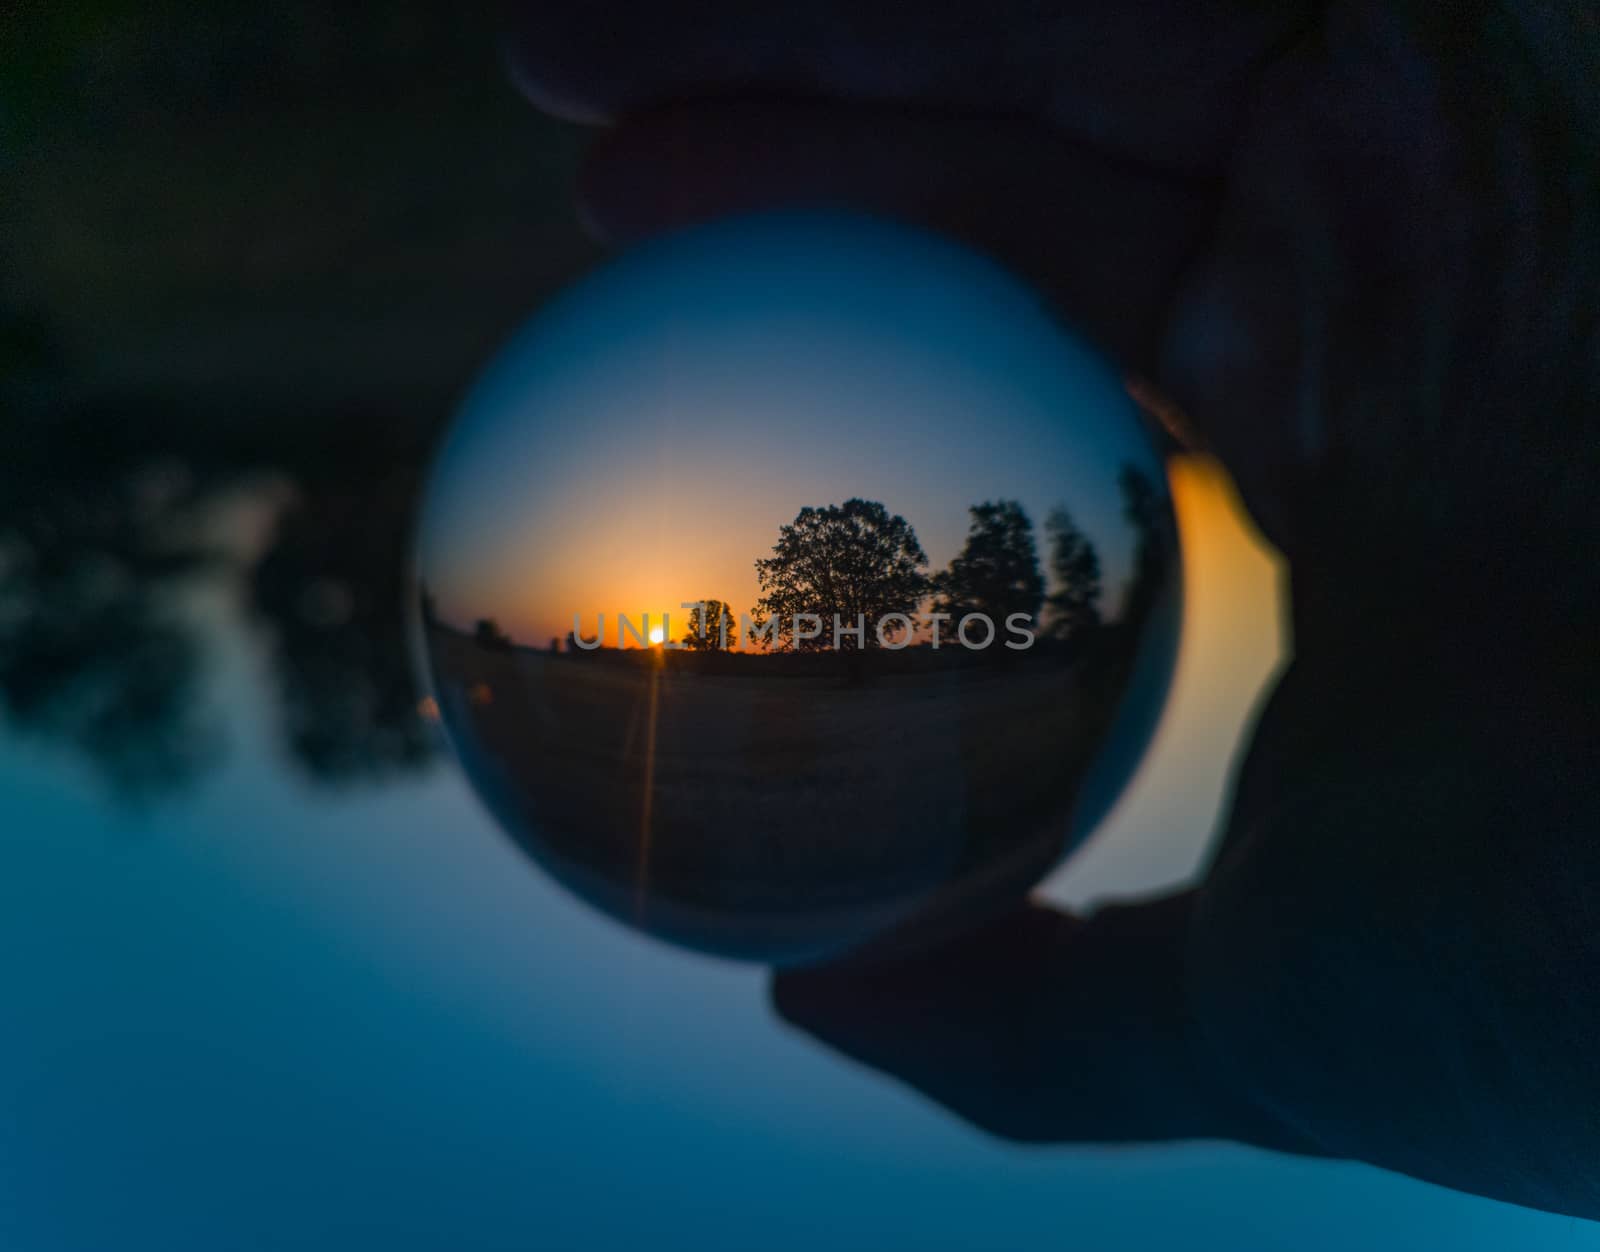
428 627 1133 957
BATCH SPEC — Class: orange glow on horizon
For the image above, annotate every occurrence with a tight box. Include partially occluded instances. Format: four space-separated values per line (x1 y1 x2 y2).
452 454 1282 658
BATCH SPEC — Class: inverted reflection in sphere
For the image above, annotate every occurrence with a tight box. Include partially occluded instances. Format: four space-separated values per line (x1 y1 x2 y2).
414 212 1180 965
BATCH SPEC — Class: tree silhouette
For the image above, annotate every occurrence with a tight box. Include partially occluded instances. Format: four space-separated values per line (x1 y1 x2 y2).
1118 464 1171 626
0 480 221 795
932 500 1044 630
473 618 513 652
751 499 929 651
682 599 738 650
251 464 438 784
1044 506 1103 639
0 389 228 795
0 6 590 797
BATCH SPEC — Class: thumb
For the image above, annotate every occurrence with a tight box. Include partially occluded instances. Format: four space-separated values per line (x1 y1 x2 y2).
771 891 1323 1154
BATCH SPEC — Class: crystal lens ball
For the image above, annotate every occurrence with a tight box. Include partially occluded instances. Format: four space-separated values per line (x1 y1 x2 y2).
414 211 1180 965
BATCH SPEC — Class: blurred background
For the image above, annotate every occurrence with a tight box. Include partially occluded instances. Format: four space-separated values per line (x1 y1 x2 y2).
3 6 1596 1249
4 3 597 799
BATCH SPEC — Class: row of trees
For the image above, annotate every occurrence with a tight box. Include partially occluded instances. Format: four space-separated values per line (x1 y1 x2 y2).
710 480 1146 652
928 499 1104 644
462 470 1162 655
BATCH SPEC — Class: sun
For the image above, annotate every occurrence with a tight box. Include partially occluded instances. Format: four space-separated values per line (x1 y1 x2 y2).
649 625 665 645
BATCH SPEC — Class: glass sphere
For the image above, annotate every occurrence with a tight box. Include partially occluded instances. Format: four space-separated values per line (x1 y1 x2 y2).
414 211 1180 965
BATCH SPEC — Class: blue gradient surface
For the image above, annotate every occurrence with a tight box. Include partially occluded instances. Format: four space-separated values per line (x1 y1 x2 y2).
1 584 1593 1251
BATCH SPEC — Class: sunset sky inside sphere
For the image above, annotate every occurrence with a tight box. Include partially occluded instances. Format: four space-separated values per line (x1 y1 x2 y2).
416 212 1166 650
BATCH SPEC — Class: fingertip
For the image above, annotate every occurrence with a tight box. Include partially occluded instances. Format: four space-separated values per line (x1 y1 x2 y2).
768 957 888 1036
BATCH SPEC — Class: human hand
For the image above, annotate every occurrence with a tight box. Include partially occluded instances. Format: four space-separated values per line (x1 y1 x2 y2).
506 0 1600 1219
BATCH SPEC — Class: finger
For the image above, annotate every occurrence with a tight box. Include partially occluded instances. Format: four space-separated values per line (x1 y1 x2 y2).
578 98 1217 375
505 0 1318 176
771 892 1327 1154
